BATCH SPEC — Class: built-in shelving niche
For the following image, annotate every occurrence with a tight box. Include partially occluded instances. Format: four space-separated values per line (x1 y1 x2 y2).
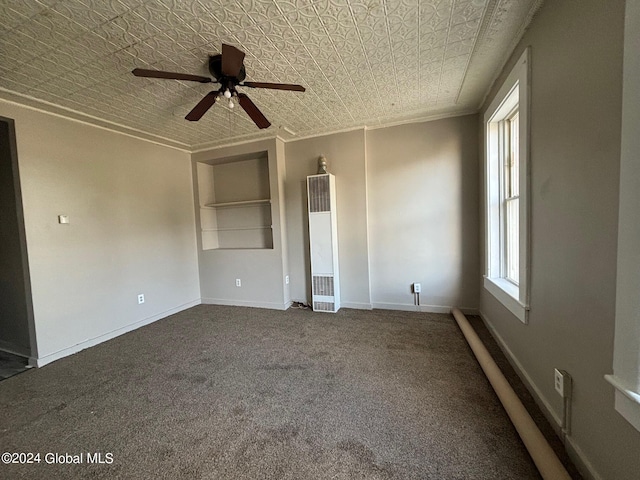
197 153 273 250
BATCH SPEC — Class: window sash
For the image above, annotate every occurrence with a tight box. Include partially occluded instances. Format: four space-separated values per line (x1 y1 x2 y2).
501 108 520 285
505 196 519 284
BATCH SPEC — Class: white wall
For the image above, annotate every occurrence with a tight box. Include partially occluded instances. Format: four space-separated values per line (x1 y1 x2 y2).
479 1 640 478
0 100 201 365
366 116 480 312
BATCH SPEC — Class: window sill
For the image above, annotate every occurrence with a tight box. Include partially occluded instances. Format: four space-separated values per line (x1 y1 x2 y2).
605 374 640 432
483 276 529 324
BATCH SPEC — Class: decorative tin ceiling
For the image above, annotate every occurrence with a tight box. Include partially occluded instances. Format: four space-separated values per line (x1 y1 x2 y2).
0 0 541 150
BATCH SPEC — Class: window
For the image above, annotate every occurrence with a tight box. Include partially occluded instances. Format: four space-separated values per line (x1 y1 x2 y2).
483 48 530 323
605 0 640 433
504 109 520 284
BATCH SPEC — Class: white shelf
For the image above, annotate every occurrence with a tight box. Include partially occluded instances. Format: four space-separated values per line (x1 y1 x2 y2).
197 158 272 250
202 226 272 232
204 199 270 209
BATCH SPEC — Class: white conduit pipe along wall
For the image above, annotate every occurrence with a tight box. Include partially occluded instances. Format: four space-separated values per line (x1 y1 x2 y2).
451 308 571 480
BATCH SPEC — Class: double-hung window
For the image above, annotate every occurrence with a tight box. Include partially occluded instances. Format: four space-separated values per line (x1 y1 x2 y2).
504 109 520 284
484 48 530 323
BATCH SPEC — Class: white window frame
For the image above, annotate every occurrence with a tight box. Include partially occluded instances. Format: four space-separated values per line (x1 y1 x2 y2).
483 48 531 324
605 0 640 433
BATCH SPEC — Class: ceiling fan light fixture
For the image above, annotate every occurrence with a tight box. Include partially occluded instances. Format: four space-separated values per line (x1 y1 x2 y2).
132 44 305 129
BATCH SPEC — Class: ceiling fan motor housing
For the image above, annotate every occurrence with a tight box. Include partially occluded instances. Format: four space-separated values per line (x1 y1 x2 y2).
208 54 246 83
132 44 304 129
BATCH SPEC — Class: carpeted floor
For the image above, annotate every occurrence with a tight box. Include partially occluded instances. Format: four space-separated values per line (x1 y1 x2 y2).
0 305 578 479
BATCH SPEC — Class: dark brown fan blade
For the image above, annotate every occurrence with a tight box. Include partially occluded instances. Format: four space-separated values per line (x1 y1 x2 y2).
221 44 245 78
237 93 271 129
132 68 212 83
185 92 218 121
241 81 305 92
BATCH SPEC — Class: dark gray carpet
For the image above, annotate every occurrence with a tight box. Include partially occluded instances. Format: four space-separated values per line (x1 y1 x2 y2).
0 305 574 479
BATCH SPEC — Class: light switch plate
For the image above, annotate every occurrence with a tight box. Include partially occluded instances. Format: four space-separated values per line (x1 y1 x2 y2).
58 215 69 224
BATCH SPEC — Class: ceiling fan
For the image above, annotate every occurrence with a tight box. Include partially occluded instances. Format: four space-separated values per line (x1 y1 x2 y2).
132 44 305 129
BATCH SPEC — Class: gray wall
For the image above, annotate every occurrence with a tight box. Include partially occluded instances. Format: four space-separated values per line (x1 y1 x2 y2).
367 116 480 311
284 130 371 309
0 117 33 356
193 139 289 309
0 100 201 365
283 120 480 312
479 1 640 478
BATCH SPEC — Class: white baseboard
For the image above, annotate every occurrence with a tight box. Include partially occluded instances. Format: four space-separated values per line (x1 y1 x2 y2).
201 297 290 311
34 299 201 367
478 310 603 480
341 302 373 310
372 302 479 315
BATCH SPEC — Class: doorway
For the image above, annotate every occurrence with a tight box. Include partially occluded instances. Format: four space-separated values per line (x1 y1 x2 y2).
0 116 36 376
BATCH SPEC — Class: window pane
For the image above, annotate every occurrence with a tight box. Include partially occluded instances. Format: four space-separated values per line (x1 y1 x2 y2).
506 197 519 284
509 111 519 197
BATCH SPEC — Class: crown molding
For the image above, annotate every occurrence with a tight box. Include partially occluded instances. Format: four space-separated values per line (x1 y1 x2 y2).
0 89 191 152
1 88 478 154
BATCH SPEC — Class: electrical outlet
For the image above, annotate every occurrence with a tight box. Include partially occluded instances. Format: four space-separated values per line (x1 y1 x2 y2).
554 369 572 398
235 279 241 287
285 275 289 284
137 294 145 304
413 283 421 294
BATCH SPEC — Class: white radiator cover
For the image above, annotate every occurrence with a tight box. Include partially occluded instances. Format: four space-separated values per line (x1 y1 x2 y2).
307 173 340 313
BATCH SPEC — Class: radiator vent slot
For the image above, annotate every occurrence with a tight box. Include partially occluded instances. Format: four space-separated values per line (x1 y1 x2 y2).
312 275 334 296
308 175 330 212
314 301 335 312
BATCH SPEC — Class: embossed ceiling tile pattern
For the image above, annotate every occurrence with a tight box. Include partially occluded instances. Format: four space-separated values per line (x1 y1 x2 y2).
0 4 29 32
457 0 541 108
0 0 541 148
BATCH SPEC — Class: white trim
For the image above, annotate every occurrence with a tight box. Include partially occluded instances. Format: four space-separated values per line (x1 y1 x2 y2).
0 91 190 152
605 374 640 406
373 302 479 315
483 276 528 323
195 109 479 151
608 0 640 435
480 311 604 480
2 86 479 153
483 48 531 322
363 108 478 132
191 133 279 153
477 1 544 110
605 375 640 432
33 299 201 367
201 297 290 310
